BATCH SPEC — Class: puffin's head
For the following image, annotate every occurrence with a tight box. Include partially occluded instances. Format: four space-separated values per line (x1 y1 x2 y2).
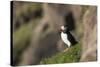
61 26 65 31
60 26 68 32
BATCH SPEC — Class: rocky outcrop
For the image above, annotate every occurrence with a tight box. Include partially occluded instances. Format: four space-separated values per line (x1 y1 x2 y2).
80 7 97 61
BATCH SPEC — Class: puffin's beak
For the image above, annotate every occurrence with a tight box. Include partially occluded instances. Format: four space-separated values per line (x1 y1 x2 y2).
60 28 63 32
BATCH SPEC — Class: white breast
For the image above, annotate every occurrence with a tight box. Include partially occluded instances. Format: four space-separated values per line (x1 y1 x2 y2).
61 32 71 47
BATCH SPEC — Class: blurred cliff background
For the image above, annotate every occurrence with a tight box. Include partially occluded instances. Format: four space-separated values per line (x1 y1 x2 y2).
11 1 97 66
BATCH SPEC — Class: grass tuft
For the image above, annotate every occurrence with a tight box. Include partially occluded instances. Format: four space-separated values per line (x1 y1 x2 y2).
40 44 81 64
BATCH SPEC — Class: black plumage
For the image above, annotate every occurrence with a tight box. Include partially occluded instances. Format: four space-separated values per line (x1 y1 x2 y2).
66 31 78 45
62 26 78 46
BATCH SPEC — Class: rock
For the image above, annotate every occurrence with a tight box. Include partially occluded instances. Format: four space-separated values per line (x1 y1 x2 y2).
80 6 97 61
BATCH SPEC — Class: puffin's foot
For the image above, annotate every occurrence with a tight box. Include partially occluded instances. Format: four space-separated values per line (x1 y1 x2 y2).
63 48 69 52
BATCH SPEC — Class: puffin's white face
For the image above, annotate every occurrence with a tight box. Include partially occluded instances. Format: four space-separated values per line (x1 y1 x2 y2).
61 26 65 31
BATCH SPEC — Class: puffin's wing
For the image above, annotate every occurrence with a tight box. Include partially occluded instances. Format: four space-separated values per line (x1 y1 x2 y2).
67 32 78 45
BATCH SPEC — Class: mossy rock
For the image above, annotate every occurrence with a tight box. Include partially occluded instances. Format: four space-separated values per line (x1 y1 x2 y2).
40 44 81 64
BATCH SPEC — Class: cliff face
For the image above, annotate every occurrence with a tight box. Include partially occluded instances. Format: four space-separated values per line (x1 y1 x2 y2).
80 7 97 61
70 5 97 61
12 1 97 66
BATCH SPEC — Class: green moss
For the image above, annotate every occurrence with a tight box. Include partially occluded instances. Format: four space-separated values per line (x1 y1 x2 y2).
40 44 81 64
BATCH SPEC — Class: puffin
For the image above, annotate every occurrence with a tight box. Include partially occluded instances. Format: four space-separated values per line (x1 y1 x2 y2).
60 25 78 47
